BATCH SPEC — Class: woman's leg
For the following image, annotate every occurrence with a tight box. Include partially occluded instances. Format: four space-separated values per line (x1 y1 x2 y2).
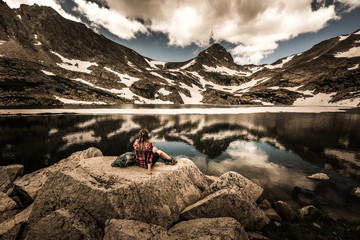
152 147 171 160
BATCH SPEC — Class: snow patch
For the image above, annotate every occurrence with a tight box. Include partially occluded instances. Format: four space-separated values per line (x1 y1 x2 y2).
150 72 176 85
355 30 360 35
266 55 294 69
145 59 166 69
127 61 142 72
55 96 106 105
41 70 55 76
158 88 172 96
203 65 249 76
348 64 359 70
293 93 360 106
237 77 270 93
180 59 196 69
252 99 274 106
339 35 349 41
104 67 139 87
334 46 360 58
34 41 42 46
17 15 22 20
34 34 38 39
51 51 98 74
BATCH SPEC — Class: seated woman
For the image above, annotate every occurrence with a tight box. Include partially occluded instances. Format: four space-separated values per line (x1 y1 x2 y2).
133 128 177 175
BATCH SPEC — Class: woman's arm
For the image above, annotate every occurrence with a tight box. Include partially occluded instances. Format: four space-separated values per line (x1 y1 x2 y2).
147 164 152 175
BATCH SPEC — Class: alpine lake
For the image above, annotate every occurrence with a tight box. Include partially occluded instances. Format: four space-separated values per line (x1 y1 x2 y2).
1 104 359 222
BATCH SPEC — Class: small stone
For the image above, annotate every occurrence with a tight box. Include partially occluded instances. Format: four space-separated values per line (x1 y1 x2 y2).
298 205 316 218
258 199 271 210
274 222 281 227
264 208 282 222
272 201 295 222
307 173 329 180
352 187 360 198
313 222 321 229
248 232 270 240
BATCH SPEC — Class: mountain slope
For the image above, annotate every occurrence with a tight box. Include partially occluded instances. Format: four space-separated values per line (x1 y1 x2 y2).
0 1 359 106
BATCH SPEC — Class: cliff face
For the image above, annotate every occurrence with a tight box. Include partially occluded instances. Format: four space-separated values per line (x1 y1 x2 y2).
0 1 359 106
0 147 273 239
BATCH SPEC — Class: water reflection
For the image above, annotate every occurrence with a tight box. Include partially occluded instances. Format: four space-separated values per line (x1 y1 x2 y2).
0 110 359 220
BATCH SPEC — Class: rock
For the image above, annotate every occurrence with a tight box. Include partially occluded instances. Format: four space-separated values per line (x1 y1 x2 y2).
352 187 360 198
264 208 282 222
103 219 170 240
0 192 18 223
0 204 33 240
247 232 270 240
0 168 12 194
298 205 316 219
181 188 269 230
258 199 271 210
274 222 281 227
272 201 295 222
169 217 250 240
313 222 321 229
202 171 263 202
307 173 329 180
26 156 209 237
0 165 24 182
25 208 102 240
14 147 103 200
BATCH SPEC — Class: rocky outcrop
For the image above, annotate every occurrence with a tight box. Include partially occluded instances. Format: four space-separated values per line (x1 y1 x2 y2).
1 147 275 239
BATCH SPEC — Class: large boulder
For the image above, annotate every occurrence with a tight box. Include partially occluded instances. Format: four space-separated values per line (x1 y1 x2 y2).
169 217 250 240
0 204 33 240
103 219 170 240
25 208 102 240
181 188 269 230
0 165 24 182
0 168 12 194
202 171 263 202
14 147 103 200
26 156 210 237
0 192 18 223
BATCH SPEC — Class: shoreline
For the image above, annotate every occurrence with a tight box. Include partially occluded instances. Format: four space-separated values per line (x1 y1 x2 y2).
0 105 358 116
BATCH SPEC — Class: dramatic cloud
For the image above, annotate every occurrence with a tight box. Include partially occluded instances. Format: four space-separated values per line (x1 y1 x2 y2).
4 0 80 22
73 0 147 40
4 0 359 64
72 0 343 64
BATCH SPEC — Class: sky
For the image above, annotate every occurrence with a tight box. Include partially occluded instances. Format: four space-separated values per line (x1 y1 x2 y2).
4 0 360 65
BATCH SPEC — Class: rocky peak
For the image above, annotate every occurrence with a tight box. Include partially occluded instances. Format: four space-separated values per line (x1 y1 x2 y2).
0 0 31 44
196 43 235 67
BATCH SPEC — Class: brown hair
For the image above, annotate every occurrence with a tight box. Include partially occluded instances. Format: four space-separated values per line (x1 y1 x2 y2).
137 128 150 157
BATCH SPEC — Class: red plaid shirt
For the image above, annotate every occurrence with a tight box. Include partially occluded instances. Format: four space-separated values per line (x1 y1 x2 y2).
133 139 153 168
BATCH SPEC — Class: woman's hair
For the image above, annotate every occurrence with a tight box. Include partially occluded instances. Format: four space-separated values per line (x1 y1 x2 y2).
137 128 150 157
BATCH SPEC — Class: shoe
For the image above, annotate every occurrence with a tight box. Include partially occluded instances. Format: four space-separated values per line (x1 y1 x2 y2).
165 157 177 165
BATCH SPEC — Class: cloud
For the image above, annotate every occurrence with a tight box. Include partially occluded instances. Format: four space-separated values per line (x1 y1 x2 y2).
5 0 358 65
86 0 342 64
336 0 360 11
4 0 80 22
73 0 147 40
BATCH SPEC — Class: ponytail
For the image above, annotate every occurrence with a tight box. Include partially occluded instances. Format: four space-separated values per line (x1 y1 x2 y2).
137 129 150 157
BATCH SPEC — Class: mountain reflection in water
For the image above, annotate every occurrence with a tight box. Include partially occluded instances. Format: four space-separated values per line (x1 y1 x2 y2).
1 110 359 221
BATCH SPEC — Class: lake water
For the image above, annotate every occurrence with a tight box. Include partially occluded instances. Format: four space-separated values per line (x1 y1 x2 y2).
1 106 359 221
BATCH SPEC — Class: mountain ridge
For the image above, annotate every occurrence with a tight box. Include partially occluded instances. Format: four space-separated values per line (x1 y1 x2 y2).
0 1 359 106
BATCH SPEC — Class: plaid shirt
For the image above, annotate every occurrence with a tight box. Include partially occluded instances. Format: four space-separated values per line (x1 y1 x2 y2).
133 139 153 168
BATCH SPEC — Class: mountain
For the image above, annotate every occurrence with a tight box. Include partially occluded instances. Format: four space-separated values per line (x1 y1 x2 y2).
0 1 359 106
